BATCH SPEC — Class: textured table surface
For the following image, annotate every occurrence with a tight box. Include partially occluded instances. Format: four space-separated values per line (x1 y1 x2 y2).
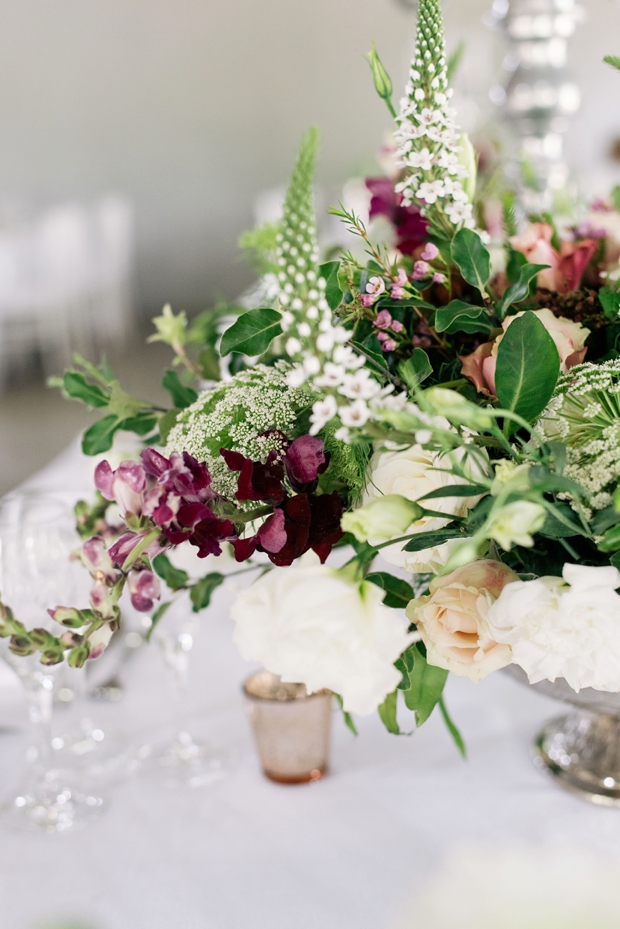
0 440 619 929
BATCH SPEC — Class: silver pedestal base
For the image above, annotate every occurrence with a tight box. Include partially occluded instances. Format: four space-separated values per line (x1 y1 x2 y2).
533 711 620 807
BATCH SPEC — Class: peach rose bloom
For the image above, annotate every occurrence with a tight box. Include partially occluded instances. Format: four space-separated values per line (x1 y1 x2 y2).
460 308 588 398
509 222 597 294
406 560 519 682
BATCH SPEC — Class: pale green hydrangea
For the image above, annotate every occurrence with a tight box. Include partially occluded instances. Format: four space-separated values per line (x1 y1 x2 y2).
538 359 620 514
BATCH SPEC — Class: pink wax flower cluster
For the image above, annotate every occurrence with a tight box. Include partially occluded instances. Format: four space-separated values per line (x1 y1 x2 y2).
412 242 446 284
372 307 405 353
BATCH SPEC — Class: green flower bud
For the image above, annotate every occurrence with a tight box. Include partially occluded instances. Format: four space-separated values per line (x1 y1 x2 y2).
490 461 531 496
68 643 91 668
40 648 65 666
29 627 56 649
9 634 36 657
48 606 85 629
147 303 187 354
487 501 546 551
341 494 423 543
367 42 393 101
441 538 484 575
614 484 620 513
423 388 494 432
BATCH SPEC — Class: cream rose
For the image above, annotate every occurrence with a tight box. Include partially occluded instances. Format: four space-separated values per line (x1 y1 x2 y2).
362 443 480 574
231 554 415 715
406 560 518 681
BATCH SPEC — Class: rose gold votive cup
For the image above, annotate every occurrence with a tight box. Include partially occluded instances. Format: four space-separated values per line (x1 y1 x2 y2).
243 670 332 784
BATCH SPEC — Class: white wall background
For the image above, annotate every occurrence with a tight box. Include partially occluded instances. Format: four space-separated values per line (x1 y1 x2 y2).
0 0 618 315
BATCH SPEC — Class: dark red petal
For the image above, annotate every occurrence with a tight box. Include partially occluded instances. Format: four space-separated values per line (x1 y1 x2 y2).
236 459 260 501
284 436 326 487
220 448 246 472
257 509 287 554
232 537 258 562
177 502 213 528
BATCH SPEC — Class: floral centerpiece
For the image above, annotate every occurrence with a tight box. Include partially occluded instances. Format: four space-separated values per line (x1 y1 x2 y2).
3 0 620 754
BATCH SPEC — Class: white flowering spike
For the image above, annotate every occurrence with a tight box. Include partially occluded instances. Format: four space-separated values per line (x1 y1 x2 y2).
394 0 474 233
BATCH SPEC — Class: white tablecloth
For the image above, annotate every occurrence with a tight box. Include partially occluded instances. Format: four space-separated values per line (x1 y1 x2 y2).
1 441 620 929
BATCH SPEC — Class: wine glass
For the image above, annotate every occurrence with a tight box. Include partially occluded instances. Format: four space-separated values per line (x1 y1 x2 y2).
0 491 105 832
147 594 228 789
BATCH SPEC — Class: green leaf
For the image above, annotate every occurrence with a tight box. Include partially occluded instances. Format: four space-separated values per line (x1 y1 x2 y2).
435 300 493 335
63 372 109 407
198 346 221 381
418 484 488 501
497 263 550 317
592 506 620 536
403 528 465 552
162 370 198 409
152 554 189 592
122 413 158 437
506 248 527 284
82 415 123 455
539 505 584 539
158 408 180 446
604 55 620 70
613 186 620 214
145 601 173 642
495 311 560 426
107 381 148 421
397 349 432 389
334 693 358 736
366 573 414 609
598 524 620 553
599 287 620 322
439 696 466 758
451 228 491 293
611 552 620 570
402 644 448 726
319 260 343 311
353 334 388 370
219 308 282 357
189 573 225 612
378 690 400 734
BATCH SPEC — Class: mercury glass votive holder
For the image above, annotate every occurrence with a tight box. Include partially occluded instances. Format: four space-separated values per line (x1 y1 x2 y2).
243 671 332 784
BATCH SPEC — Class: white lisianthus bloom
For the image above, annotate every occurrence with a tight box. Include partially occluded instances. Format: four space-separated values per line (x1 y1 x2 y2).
362 442 481 574
486 500 546 551
487 564 620 692
230 555 415 715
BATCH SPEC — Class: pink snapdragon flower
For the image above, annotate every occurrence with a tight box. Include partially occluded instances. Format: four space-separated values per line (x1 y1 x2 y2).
95 460 146 518
127 569 161 613
80 536 118 582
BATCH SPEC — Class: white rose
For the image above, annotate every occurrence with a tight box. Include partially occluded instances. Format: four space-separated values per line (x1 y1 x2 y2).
362 443 480 574
487 563 620 692
231 555 415 715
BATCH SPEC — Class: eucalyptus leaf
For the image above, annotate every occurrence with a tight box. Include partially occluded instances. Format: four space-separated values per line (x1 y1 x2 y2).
495 311 560 426
219 308 282 357
451 228 490 293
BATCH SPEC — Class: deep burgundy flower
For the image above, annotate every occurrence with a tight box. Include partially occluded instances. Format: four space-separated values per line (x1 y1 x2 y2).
283 436 328 491
307 492 344 563
140 449 211 501
365 177 427 256
220 448 285 505
188 512 236 558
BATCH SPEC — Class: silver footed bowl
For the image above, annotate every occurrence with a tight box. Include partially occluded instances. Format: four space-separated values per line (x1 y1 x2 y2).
503 665 620 807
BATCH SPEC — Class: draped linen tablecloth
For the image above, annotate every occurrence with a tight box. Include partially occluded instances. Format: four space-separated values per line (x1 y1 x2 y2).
1 440 620 929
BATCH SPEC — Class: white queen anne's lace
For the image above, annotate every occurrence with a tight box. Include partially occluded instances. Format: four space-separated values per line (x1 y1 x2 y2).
394 0 473 229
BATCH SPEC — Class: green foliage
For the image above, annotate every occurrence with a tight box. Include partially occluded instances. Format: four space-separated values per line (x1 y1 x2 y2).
378 690 401 734
367 573 414 609
62 372 109 407
239 221 280 274
334 693 358 736
146 601 172 642
438 696 466 758
162 370 198 409
446 40 465 84
219 308 283 357
451 228 490 294
599 287 620 321
403 528 465 552
604 55 620 70
495 311 560 427
152 554 189 591
497 263 550 318
401 643 448 726
435 300 493 335
82 415 124 455
398 349 432 389
319 260 343 311
190 573 225 612
613 186 620 214
148 304 188 353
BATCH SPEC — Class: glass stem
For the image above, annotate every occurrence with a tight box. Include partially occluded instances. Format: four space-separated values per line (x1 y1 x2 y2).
24 671 56 784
